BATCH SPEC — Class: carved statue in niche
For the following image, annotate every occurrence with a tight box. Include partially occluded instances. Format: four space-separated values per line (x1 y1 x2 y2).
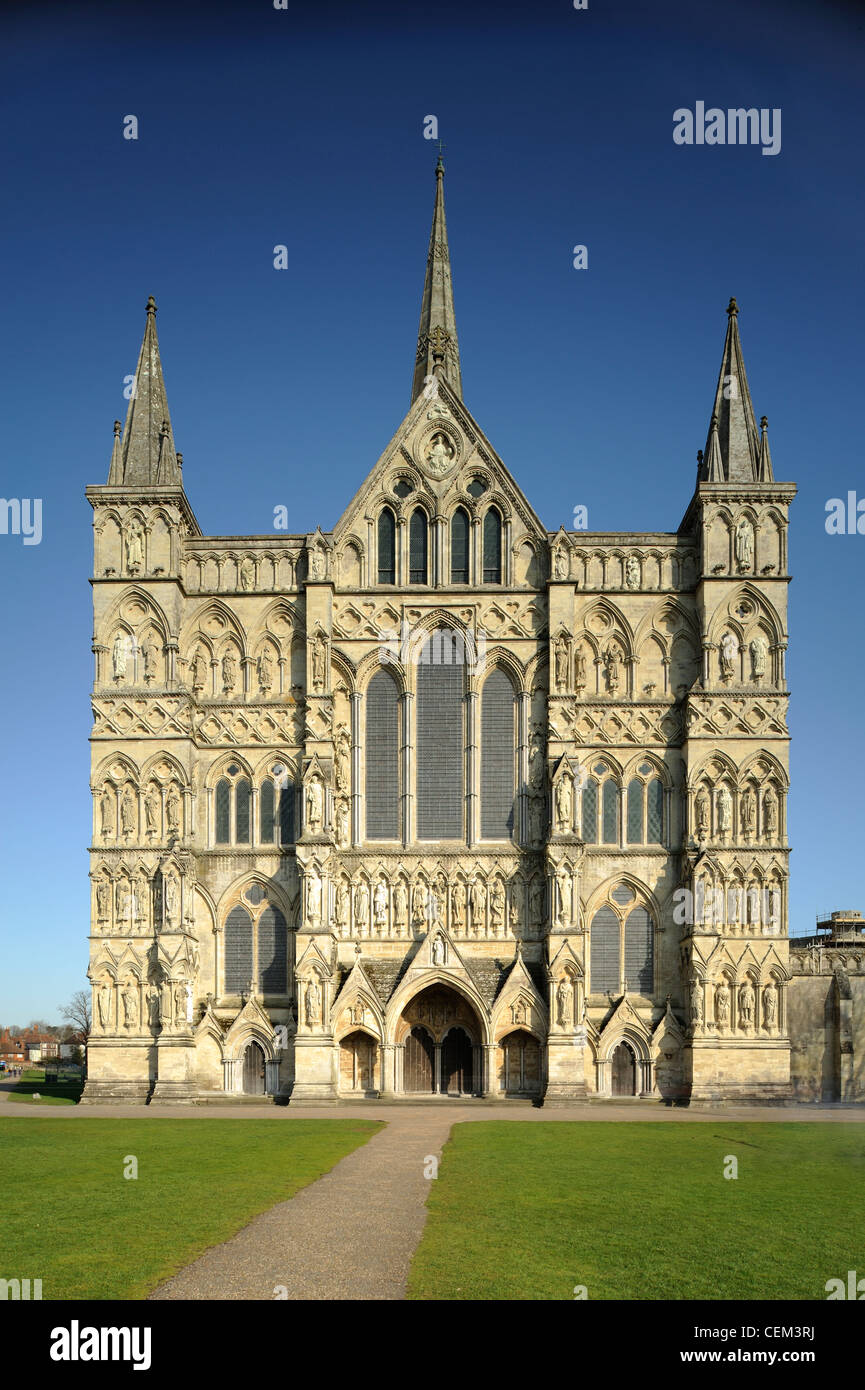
393 880 408 930
740 787 756 836
555 771 573 833
513 998 528 1026
352 1000 364 1026
747 886 761 928
528 732 545 786
144 787 160 836
529 795 544 846
112 632 129 680
689 976 703 1029
133 881 146 923
336 799 349 848
529 878 544 927
373 880 388 930
334 725 350 793
738 979 755 1027
100 788 114 836
191 648 207 693
490 880 505 932
431 936 445 966
575 645 587 691
715 979 730 1028
312 634 327 692
355 880 369 930
694 787 710 836
557 870 572 925
258 647 273 692
749 636 767 682
509 883 522 930
554 635 570 691
728 884 743 929
141 633 159 682
735 517 754 570
305 976 321 1025
222 651 238 694
239 556 255 591
763 981 777 1029
411 882 426 929
97 982 111 1029
625 555 641 590
425 431 454 476
305 775 323 833
335 879 350 930
470 879 486 933
719 631 737 680
603 644 620 694
556 976 572 1027
166 785 181 834
164 875 179 926
306 872 322 925
115 880 130 925
126 523 144 573
120 790 136 836
554 547 569 580
763 786 778 839
122 983 138 1029
716 785 733 835
310 549 325 580
450 882 465 932
173 982 187 1026
96 880 111 921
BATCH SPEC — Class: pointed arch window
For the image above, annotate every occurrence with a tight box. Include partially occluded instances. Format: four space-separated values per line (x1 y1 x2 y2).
366 668 400 840
624 905 653 993
224 905 253 993
647 779 664 843
377 507 396 584
409 509 428 585
482 508 502 583
590 890 655 997
216 778 231 844
417 630 464 839
451 507 470 584
236 778 251 844
627 779 643 844
602 779 619 844
480 669 515 840
258 904 288 994
582 778 598 844
278 782 295 845
590 905 620 995
260 778 275 843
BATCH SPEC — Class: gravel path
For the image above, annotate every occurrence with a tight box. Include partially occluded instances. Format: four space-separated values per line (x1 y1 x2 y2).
148 1110 456 1301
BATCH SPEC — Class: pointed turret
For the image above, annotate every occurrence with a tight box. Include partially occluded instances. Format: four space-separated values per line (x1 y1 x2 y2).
757 415 773 482
109 296 181 486
411 156 462 405
699 298 767 483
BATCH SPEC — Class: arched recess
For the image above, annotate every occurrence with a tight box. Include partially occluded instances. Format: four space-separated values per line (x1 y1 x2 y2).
480 666 516 841
415 628 465 841
365 666 400 840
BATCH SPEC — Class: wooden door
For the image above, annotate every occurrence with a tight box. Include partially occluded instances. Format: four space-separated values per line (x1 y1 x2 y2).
611 1042 636 1096
441 1027 473 1095
404 1026 434 1093
242 1041 266 1095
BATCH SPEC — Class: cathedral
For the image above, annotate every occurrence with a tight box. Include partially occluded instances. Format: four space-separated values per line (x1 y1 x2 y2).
83 158 807 1106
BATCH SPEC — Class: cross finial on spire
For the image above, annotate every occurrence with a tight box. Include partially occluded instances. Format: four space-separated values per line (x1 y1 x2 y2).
146 295 157 315
727 296 739 316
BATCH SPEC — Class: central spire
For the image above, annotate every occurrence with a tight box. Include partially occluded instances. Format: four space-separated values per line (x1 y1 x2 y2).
411 156 462 405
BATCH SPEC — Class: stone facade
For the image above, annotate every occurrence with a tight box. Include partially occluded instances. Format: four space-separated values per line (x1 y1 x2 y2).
82 161 807 1105
788 913 865 1103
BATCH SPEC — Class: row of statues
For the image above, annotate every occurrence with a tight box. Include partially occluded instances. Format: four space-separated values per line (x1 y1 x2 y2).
554 636 619 694
307 873 549 938
719 631 768 682
111 631 161 682
694 783 779 839
99 783 183 839
689 976 778 1032
94 871 188 934
94 976 193 1032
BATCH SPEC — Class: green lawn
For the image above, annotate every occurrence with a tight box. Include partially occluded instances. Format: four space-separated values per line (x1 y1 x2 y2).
0 1117 381 1299
7 1068 84 1105
408 1122 865 1301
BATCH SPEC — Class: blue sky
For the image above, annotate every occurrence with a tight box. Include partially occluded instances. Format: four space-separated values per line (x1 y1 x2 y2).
0 0 862 1021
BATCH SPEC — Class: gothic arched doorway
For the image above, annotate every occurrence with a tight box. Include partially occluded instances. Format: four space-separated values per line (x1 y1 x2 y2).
398 985 483 1095
500 1030 541 1095
404 1026 435 1093
611 1041 636 1097
441 1027 473 1095
242 1041 266 1095
339 1031 378 1094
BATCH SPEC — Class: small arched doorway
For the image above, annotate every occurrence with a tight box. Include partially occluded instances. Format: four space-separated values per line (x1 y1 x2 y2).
242 1040 266 1095
500 1030 541 1095
339 1031 378 1094
611 1041 637 1097
441 1027 473 1095
404 1026 435 1093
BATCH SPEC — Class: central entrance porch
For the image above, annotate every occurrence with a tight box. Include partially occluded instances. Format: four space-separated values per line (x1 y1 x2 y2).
398 985 483 1096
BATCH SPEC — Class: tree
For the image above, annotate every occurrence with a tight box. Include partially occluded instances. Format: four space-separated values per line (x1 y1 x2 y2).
60 991 91 1075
